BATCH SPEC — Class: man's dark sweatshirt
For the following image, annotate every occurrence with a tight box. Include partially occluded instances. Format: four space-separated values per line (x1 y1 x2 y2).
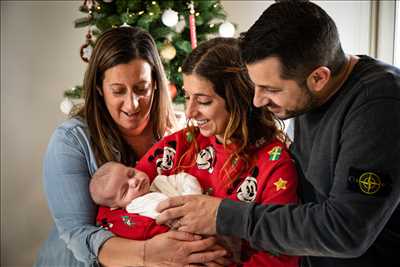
217 56 400 267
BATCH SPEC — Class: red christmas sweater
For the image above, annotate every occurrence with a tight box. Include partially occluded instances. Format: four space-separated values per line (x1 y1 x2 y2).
134 129 300 267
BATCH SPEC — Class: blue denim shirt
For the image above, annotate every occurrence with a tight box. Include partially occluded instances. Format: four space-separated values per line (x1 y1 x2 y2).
35 117 114 266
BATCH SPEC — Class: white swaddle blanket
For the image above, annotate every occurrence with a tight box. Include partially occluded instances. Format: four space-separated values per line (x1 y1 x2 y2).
126 172 202 219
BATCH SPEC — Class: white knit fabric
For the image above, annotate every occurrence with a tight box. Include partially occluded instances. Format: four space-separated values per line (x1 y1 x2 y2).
126 172 202 219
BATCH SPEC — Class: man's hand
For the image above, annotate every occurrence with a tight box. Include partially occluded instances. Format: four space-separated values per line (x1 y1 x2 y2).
144 231 227 267
156 195 222 235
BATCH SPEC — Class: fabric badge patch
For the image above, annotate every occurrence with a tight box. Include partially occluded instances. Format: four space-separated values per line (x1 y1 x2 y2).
268 146 282 161
347 167 392 196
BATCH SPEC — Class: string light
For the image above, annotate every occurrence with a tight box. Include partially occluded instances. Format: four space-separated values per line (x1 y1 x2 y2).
126 8 134 18
138 11 144 15
152 1 156 4
209 23 215 28
178 67 182 72
195 12 200 16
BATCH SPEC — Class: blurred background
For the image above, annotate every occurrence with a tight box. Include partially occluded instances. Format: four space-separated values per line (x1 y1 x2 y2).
1 1 399 266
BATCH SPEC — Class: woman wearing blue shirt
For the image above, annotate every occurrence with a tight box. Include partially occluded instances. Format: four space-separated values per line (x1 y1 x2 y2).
35 27 226 267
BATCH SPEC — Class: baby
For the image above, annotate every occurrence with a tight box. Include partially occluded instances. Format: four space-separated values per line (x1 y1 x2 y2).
90 162 241 262
89 162 151 210
89 161 202 240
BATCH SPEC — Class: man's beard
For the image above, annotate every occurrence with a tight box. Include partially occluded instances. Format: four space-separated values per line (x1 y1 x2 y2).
276 84 318 120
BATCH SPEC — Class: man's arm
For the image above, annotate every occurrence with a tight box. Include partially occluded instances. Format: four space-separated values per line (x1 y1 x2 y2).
218 98 400 257
158 98 400 257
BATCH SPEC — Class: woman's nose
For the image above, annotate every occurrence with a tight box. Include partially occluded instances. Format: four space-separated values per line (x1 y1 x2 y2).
124 93 140 111
185 99 197 119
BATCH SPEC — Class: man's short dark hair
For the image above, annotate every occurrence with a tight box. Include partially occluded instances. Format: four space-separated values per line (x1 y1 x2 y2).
239 0 346 84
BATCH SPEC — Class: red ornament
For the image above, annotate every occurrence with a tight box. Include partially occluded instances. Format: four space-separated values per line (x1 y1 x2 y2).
168 83 177 100
188 2 197 49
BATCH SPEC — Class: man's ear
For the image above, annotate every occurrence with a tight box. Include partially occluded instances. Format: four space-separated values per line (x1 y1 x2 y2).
97 86 103 96
306 66 330 92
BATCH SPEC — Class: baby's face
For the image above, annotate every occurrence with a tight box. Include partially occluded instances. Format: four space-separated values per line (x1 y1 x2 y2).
107 164 150 208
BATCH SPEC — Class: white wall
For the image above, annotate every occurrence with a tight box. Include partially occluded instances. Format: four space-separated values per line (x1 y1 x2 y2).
1 1 86 266
0 1 378 266
221 0 371 55
221 1 274 35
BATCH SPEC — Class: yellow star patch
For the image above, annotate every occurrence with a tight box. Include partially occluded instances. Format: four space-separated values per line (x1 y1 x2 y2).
274 178 287 191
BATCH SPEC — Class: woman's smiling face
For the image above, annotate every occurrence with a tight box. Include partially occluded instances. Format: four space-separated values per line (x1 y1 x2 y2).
183 73 230 143
102 58 154 136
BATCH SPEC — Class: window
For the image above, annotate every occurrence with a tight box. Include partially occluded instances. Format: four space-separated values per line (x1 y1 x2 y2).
394 1 400 67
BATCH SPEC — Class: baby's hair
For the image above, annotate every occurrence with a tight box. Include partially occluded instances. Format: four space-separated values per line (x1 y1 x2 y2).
89 161 119 207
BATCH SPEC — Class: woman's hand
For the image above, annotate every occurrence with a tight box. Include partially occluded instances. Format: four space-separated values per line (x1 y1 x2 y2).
203 243 234 267
184 240 234 267
144 231 227 267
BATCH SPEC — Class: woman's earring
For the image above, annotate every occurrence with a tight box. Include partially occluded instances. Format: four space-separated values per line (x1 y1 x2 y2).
186 131 193 143
96 86 103 96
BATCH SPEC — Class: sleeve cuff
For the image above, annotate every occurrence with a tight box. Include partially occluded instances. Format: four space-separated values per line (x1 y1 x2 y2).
216 198 254 239
87 228 115 266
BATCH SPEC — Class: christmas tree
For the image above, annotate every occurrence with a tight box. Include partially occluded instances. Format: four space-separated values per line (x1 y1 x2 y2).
62 0 235 111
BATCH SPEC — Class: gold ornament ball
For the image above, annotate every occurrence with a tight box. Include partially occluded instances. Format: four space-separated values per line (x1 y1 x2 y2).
160 44 176 61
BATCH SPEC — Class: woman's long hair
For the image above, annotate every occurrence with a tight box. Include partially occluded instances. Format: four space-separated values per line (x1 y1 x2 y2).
76 27 176 166
179 37 282 187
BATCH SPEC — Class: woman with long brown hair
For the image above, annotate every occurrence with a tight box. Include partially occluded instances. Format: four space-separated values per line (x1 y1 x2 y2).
35 27 225 267
134 37 300 266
